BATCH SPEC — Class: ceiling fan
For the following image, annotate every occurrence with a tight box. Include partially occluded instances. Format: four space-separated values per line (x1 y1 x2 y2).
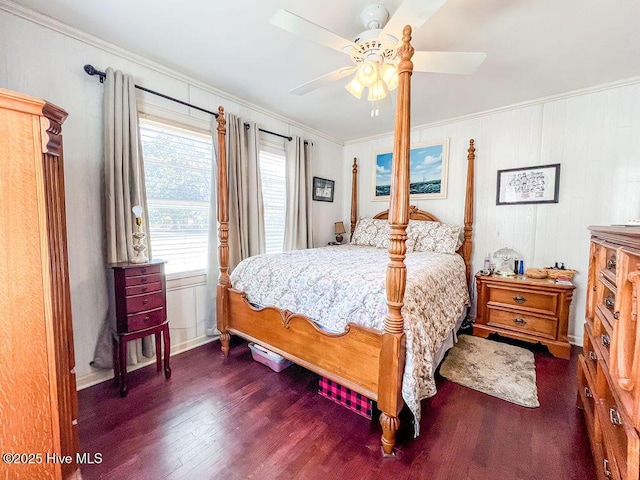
270 0 486 116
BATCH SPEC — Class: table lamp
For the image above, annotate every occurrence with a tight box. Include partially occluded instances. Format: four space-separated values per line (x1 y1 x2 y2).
334 221 346 244
493 247 520 277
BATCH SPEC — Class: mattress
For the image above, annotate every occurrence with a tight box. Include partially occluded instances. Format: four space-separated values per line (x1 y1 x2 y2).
230 244 470 434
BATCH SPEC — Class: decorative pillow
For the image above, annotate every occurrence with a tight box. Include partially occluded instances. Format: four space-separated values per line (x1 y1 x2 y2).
350 218 389 247
407 220 463 254
351 218 415 252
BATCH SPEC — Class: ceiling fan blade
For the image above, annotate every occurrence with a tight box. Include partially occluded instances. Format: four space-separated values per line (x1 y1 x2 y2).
270 9 357 54
381 0 449 37
413 51 487 74
290 66 356 95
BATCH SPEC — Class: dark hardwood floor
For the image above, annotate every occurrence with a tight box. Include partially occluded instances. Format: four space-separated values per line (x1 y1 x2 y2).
77 334 596 480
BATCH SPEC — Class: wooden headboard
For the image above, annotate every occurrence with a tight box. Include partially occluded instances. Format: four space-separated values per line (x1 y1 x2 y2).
373 205 439 222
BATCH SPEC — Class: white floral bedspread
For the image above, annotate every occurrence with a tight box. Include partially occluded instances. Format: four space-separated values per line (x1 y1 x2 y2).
230 245 470 434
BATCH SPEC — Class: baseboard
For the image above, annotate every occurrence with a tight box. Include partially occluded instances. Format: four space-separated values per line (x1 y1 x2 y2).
76 334 218 390
568 334 583 347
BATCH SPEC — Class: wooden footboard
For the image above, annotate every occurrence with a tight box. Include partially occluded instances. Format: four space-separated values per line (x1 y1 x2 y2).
226 289 382 399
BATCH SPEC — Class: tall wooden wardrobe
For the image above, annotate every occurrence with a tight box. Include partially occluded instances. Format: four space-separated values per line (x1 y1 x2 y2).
0 88 80 479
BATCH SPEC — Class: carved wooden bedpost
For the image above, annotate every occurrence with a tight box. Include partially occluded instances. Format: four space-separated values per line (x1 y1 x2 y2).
216 106 231 356
350 158 358 239
378 25 413 455
462 139 475 287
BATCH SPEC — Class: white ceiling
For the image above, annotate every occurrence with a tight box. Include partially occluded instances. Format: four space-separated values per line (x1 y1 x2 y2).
9 0 640 142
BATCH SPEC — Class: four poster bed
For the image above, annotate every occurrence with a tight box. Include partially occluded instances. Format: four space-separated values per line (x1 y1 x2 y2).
213 27 476 454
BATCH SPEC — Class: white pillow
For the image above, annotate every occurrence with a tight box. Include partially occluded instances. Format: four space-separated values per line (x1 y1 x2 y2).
351 218 415 252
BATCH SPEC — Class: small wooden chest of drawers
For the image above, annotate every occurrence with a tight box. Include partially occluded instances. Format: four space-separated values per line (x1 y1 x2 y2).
109 260 171 397
473 273 575 359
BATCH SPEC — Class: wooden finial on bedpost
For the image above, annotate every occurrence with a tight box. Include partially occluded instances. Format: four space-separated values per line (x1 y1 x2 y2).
216 106 231 356
351 158 358 239
462 139 475 288
379 24 413 457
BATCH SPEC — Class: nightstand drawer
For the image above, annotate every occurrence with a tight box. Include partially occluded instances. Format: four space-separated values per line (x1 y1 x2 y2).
487 307 557 339
126 307 165 332
488 285 557 314
125 282 162 296
125 291 164 314
124 273 163 287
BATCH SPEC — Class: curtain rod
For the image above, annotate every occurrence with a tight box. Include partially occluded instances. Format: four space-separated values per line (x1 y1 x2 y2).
83 64 219 118
244 122 292 142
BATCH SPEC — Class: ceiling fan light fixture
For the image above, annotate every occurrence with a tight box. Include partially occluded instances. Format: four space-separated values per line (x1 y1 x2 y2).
345 77 365 99
368 79 387 102
356 62 379 87
379 63 399 91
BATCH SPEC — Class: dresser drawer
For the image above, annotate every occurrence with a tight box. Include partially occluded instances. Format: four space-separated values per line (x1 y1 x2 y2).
600 378 640 479
125 282 163 296
126 307 165 332
124 273 163 287
488 285 557 315
125 292 164 314
583 323 598 379
487 307 557 339
578 356 597 437
124 264 162 277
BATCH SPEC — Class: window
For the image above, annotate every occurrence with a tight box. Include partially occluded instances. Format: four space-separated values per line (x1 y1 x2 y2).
259 141 286 254
140 118 212 276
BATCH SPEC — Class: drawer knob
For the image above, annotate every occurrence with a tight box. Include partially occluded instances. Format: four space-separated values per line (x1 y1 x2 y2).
513 296 526 304
605 295 615 310
607 254 616 270
141 277 148 283
602 334 610 348
141 286 148 292
589 351 597 361
513 317 527 326
141 268 147 274
613 311 620 320
609 408 622 426
604 459 611 477
584 387 592 398
144 316 150 322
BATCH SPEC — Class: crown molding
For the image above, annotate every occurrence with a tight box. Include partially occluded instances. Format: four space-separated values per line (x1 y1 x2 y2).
345 75 640 146
0 0 344 146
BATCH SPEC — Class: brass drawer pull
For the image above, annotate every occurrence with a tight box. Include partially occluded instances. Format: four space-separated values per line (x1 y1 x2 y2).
141 286 148 292
144 316 151 322
513 295 526 304
602 334 610 348
142 299 149 305
589 351 597 361
613 311 620 320
513 318 527 326
609 408 622 426
141 277 148 283
607 254 616 270
604 459 611 477
141 267 147 274
584 387 592 398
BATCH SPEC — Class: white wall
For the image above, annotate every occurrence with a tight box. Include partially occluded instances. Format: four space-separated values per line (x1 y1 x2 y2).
344 82 640 346
0 6 344 386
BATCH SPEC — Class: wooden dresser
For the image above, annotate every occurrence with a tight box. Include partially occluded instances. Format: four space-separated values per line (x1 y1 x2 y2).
0 88 79 478
109 260 171 397
578 226 640 480
474 274 575 359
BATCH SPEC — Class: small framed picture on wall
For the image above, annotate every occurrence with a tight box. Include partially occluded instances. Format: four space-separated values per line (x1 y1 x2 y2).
496 163 561 205
312 177 335 202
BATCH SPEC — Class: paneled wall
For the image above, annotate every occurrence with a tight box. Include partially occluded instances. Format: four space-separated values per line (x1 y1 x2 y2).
0 6 344 387
344 82 640 345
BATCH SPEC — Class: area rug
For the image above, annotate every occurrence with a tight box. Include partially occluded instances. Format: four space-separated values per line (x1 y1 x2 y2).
439 335 540 407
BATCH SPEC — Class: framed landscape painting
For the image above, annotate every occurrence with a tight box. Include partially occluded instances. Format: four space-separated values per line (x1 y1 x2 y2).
373 139 449 201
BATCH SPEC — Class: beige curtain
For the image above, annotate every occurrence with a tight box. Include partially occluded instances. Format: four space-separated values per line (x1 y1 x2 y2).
92 68 154 369
227 114 265 271
283 137 314 250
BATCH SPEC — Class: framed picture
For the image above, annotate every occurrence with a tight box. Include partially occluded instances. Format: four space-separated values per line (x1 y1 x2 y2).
373 139 449 201
312 176 335 202
496 163 561 205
